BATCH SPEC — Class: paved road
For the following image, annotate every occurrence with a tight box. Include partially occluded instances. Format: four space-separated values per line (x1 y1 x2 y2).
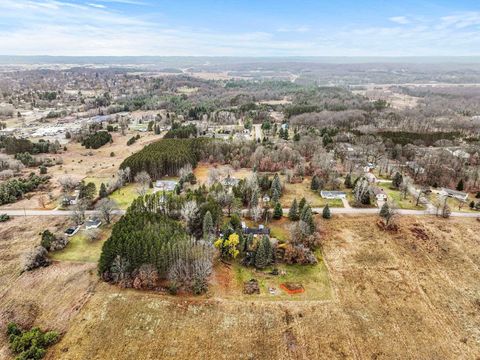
1 207 478 218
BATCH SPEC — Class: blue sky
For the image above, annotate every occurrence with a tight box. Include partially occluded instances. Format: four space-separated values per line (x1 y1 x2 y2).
0 0 479 56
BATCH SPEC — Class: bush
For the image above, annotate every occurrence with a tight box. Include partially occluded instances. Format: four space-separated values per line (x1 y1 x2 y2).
0 213 10 222
7 322 59 360
22 246 51 272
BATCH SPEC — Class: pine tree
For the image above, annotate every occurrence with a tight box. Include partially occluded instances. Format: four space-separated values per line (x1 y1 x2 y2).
99 183 108 198
255 236 271 269
271 174 282 201
273 202 283 219
311 175 320 191
301 204 315 234
298 197 307 214
456 179 464 191
379 202 389 219
288 199 299 221
202 211 214 241
392 172 403 189
322 204 331 219
344 174 352 188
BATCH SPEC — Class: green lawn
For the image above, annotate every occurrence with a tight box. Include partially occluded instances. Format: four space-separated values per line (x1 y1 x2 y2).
232 250 332 301
108 183 153 209
50 227 112 263
377 182 425 210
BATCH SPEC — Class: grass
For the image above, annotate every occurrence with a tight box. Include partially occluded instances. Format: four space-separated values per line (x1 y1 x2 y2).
377 182 425 210
231 250 332 301
280 176 344 208
50 226 112 263
108 183 152 209
268 217 291 242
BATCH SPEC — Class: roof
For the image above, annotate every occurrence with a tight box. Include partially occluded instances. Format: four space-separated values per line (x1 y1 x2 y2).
243 227 270 235
320 191 346 196
155 180 178 190
441 188 468 198
372 187 387 196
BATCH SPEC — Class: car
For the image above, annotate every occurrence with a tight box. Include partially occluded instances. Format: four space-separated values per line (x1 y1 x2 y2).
64 226 80 237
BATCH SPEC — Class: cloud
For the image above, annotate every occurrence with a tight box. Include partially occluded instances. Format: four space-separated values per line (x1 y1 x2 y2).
389 16 410 25
0 1 479 56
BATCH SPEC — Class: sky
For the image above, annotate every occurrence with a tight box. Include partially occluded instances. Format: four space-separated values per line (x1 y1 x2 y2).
0 0 480 56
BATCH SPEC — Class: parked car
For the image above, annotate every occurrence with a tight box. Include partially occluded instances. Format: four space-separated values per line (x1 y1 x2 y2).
64 226 80 237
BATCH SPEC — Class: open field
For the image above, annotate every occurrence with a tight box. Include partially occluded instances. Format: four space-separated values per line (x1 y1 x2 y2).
0 215 475 359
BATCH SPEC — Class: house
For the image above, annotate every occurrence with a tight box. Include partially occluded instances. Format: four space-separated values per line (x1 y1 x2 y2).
262 195 271 203
85 217 102 230
155 180 178 191
242 223 270 236
440 188 468 202
320 190 347 200
372 187 387 202
222 176 239 188
62 190 79 206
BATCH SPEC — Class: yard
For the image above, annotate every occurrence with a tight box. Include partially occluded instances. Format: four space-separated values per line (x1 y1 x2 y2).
50 226 112 263
377 182 426 210
280 176 344 208
230 251 332 301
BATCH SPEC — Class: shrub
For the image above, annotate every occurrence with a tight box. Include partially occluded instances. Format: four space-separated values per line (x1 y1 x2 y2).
81 131 112 149
7 322 59 360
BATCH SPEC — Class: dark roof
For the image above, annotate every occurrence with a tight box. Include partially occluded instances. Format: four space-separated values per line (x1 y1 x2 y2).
243 227 270 235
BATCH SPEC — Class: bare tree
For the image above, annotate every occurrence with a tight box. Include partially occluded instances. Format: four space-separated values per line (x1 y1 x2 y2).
71 201 87 226
134 171 151 196
58 175 79 193
97 198 118 224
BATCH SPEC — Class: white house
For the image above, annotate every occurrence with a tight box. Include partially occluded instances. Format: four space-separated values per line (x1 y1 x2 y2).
372 187 387 202
155 180 178 192
85 217 102 230
320 191 347 200
439 188 468 202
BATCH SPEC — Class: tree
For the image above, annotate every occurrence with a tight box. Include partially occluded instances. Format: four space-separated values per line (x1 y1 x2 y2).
96 198 117 224
322 204 331 219
379 202 398 228
79 181 96 201
255 236 272 269
270 173 282 202
300 204 315 234
99 183 108 198
456 179 464 191
288 199 299 221
70 201 87 226
134 171 151 196
40 230 55 250
344 173 352 188
214 233 240 260
273 202 283 219
298 197 307 214
202 211 214 242
311 175 321 191
392 172 403 189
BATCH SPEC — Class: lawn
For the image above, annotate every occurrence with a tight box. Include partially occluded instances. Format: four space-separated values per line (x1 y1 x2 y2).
377 182 425 210
50 226 112 263
280 176 344 208
108 183 152 209
230 250 332 301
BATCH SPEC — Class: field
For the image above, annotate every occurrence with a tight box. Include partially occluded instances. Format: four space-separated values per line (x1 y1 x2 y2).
280 176 344 208
2 215 480 359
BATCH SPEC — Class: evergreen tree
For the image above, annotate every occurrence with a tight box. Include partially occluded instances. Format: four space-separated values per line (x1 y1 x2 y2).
202 211 214 241
456 179 464 191
311 175 320 191
344 173 352 188
298 197 307 214
288 199 299 221
255 236 271 269
99 183 108 198
301 204 315 234
379 202 390 219
392 172 403 189
271 174 282 201
322 204 331 219
273 202 283 219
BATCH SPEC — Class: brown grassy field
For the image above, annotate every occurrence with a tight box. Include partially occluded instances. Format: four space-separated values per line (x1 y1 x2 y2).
2 215 480 359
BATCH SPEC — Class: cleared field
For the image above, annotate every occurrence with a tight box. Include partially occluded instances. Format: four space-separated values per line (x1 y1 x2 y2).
2 215 480 359
193 163 252 185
